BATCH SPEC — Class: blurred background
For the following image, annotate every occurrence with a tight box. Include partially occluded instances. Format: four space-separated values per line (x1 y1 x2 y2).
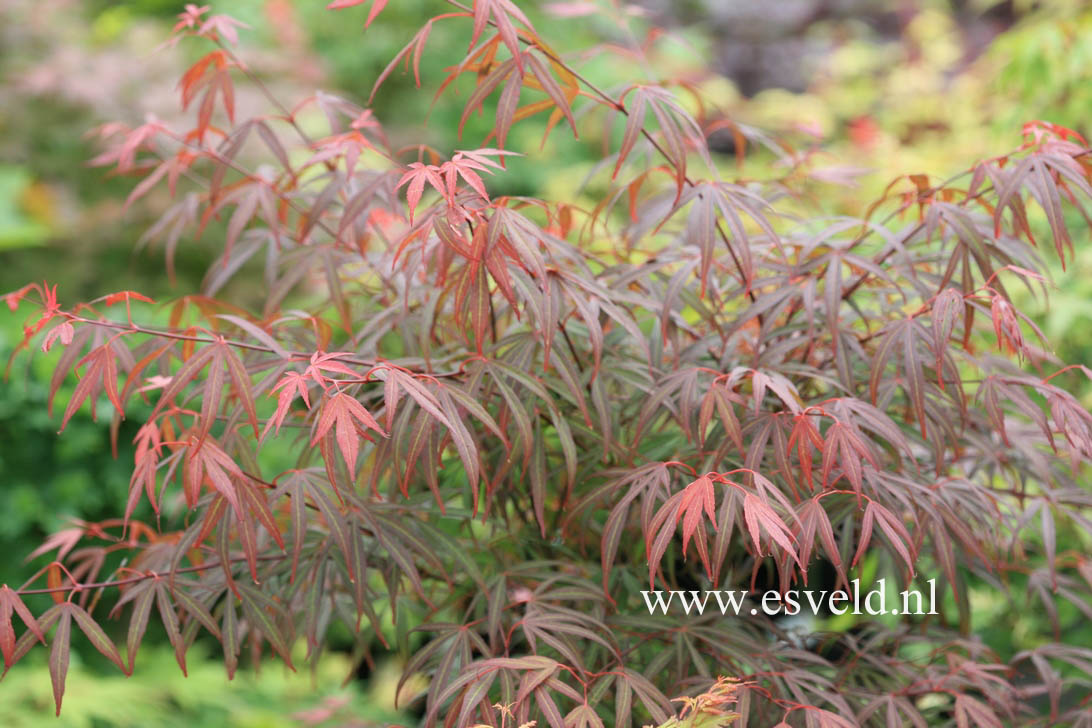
2 0 1091 724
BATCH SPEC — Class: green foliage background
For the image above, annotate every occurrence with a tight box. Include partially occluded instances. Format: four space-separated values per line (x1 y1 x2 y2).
2 0 1092 723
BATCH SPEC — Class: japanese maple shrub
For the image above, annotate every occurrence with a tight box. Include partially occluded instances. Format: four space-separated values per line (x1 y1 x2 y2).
4 2 1092 726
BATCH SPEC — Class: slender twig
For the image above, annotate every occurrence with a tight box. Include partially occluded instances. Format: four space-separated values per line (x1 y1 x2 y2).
61 314 462 377
15 553 285 596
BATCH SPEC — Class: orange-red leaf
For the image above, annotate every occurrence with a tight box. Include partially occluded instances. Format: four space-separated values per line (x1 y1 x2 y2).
742 493 799 566
677 475 717 559
311 392 387 475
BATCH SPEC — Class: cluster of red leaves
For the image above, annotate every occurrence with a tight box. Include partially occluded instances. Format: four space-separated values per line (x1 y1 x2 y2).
5 3 1092 727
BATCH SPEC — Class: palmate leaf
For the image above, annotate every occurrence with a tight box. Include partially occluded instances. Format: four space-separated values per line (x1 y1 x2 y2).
795 499 847 589
262 370 311 439
856 695 928 728
585 462 673 594
182 434 243 512
468 0 533 69
398 162 447 225
236 582 295 670
122 580 156 672
741 493 799 567
400 623 487 714
954 695 1003 728
820 421 878 495
523 51 578 140
520 600 616 670
22 602 129 715
369 13 457 103
678 475 717 565
647 469 805 585
181 435 285 581
851 500 916 578
311 391 386 477
59 344 123 432
66 603 127 675
0 585 45 671
806 709 857 728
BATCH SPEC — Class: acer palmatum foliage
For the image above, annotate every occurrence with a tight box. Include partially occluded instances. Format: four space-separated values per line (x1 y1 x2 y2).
4 3 1092 726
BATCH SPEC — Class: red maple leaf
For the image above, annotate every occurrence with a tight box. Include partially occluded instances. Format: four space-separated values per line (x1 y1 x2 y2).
677 474 717 560
303 351 359 386
326 0 388 27
742 494 799 566
311 392 387 474
397 162 445 224
263 371 312 439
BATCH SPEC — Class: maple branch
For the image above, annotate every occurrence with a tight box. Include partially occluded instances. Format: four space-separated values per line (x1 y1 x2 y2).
15 553 286 596
440 0 758 301
214 40 318 149
161 129 367 251
62 314 462 377
214 38 399 167
839 142 1092 304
